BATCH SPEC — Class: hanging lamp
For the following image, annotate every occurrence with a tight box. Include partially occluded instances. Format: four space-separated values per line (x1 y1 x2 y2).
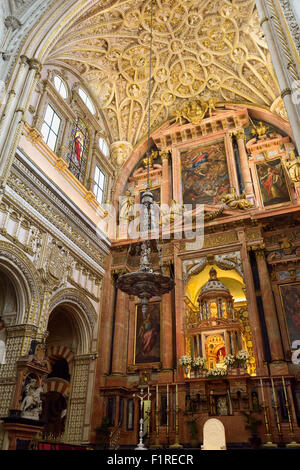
116 0 174 318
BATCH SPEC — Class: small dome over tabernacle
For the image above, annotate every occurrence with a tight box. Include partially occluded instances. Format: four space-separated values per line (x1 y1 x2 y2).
200 268 230 295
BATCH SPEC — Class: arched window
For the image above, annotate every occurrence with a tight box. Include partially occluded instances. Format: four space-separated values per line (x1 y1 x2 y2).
78 88 95 115
53 75 68 99
41 104 61 152
93 166 106 204
67 117 90 183
99 137 109 157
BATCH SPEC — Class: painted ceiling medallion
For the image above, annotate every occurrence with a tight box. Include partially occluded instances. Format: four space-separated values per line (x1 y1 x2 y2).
48 0 280 146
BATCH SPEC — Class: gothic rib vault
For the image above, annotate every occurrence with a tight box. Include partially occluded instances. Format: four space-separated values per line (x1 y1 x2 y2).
46 0 281 147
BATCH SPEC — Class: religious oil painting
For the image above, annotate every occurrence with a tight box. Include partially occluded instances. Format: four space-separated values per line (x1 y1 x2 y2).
280 283 300 345
256 159 290 207
135 302 161 364
67 117 90 184
181 141 230 206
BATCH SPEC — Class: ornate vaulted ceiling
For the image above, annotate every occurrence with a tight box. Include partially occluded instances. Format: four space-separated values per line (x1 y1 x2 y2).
47 0 280 146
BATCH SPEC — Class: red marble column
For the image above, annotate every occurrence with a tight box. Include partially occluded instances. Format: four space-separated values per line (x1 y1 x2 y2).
225 131 239 191
111 289 129 375
173 243 185 364
161 151 170 206
171 149 182 204
234 129 255 199
162 291 173 370
238 232 266 374
97 258 115 379
253 246 284 362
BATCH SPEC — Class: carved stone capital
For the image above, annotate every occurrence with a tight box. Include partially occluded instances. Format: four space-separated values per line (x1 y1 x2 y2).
234 129 245 141
27 58 42 72
251 244 266 259
160 150 170 161
4 16 21 31
281 88 292 99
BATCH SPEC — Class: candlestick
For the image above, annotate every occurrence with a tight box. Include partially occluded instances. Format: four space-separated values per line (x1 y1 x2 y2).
170 383 182 449
260 378 277 447
166 385 169 444
270 377 282 442
133 387 151 450
282 377 300 447
150 384 162 449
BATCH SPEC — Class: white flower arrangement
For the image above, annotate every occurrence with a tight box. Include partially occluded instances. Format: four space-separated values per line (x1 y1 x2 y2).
178 355 192 367
205 368 228 378
236 350 250 362
223 354 235 366
192 357 207 370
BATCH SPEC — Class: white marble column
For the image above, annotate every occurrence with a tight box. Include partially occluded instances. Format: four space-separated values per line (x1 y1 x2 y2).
255 0 300 152
0 57 41 185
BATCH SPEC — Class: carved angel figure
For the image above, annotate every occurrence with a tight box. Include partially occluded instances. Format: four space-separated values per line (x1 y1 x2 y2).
285 150 300 184
220 188 252 210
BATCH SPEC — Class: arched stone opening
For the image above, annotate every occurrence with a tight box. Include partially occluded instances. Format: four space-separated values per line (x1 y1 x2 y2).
45 294 96 445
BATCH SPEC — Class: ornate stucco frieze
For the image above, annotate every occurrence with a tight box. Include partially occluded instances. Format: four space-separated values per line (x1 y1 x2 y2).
278 0 300 57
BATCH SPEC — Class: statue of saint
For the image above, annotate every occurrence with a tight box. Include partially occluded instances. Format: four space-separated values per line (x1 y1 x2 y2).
160 200 184 226
209 391 217 415
20 378 43 419
220 187 252 210
285 150 300 184
218 350 224 363
119 190 135 221
217 397 228 416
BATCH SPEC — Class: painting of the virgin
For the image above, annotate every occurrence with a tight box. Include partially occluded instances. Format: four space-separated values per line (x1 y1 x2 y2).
181 141 230 206
256 159 290 206
135 302 160 364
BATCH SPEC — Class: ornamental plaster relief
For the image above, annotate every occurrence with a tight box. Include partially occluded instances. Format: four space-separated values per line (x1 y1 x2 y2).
7 155 108 266
0 203 103 308
279 0 300 58
47 0 280 146
0 0 56 82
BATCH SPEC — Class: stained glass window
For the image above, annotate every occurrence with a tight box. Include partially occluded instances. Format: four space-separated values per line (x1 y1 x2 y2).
67 117 90 184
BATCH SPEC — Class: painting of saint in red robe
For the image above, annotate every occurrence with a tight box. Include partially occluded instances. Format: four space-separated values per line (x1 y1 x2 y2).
257 159 290 206
135 303 160 364
67 118 89 184
73 131 83 169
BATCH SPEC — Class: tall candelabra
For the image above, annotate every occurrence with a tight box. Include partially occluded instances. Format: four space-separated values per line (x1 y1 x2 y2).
133 388 151 450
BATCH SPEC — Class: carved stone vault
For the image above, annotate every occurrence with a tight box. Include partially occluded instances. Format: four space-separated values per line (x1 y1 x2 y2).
47 0 281 146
